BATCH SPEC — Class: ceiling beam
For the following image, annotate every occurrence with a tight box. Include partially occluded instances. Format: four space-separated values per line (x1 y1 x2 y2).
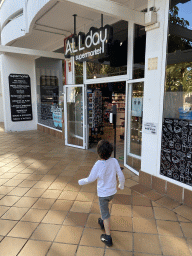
0 45 65 59
60 0 145 26
169 23 192 42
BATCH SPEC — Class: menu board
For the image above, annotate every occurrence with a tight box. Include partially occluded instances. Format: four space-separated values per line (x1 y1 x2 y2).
160 118 192 186
9 74 33 122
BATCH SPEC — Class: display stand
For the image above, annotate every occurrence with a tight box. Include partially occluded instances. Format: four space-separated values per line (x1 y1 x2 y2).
112 93 125 126
87 89 103 144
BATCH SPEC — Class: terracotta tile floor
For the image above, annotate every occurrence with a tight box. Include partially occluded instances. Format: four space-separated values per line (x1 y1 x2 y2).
0 123 192 255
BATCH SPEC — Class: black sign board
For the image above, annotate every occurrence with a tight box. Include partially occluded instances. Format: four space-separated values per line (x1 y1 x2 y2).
9 74 33 122
160 118 192 186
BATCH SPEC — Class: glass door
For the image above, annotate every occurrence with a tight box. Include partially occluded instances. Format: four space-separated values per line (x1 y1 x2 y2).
64 84 86 149
125 81 144 173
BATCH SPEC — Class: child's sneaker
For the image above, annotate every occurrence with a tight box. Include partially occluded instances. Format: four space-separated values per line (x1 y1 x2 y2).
98 218 104 230
100 234 113 247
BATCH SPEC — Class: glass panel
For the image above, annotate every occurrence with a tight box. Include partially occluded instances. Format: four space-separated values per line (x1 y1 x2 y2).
66 86 83 147
75 62 83 84
126 82 144 172
163 0 192 120
86 20 128 79
161 1 192 186
133 25 146 79
87 62 127 79
36 58 64 131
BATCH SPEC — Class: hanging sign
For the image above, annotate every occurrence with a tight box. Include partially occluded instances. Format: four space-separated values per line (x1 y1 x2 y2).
64 25 113 61
9 74 33 122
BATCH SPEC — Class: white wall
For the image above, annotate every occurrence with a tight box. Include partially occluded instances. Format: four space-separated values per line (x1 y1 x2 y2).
0 71 4 122
1 15 25 46
0 0 24 29
1 54 37 132
141 0 169 176
26 0 52 33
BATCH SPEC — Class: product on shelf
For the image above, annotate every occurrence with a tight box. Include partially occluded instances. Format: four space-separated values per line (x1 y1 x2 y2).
87 89 103 136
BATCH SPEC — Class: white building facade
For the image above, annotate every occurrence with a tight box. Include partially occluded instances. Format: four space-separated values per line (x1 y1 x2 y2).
0 0 192 206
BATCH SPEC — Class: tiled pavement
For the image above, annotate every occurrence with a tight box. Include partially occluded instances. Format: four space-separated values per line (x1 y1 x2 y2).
0 124 192 255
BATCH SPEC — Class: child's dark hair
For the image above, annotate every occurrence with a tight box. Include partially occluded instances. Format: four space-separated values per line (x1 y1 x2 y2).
97 140 113 160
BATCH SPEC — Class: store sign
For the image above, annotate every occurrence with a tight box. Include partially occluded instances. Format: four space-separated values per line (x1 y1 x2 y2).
65 25 113 61
9 74 33 122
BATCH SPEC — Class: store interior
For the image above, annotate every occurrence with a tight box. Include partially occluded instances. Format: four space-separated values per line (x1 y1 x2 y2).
87 81 126 162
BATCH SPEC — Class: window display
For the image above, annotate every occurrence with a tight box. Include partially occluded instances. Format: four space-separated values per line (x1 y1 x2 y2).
36 58 64 131
161 118 192 186
161 0 192 184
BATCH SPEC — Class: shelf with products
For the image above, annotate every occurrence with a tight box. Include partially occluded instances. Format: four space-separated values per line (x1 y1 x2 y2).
112 93 125 126
130 116 142 143
87 89 103 138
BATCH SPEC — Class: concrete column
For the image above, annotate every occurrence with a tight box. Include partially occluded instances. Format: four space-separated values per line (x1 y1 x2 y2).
0 71 4 122
1 53 37 132
141 0 169 176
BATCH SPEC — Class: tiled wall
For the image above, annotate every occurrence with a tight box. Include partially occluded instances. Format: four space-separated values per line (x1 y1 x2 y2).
139 170 192 208
37 124 64 140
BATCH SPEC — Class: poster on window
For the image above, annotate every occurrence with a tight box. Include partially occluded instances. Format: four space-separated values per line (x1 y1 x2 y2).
132 97 143 117
9 74 33 122
40 76 58 104
160 118 192 187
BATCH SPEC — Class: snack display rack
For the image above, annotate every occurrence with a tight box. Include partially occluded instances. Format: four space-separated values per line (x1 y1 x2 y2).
87 89 103 139
112 93 125 126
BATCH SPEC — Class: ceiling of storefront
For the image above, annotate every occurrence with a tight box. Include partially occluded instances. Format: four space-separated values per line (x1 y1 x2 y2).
9 0 148 52
171 0 191 6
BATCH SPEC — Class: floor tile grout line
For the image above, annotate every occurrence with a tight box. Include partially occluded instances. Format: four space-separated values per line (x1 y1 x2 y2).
12 184 71 256
130 186 192 223
177 216 192 255
131 191 135 254
151 199 164 256
0 171 81 250
44 195 79 256
73 202 101 256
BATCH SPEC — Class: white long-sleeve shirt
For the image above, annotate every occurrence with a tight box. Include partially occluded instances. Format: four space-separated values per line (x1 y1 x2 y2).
78 158 125 197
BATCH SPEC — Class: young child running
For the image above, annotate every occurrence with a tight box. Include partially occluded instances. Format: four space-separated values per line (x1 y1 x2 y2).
78 140 125 247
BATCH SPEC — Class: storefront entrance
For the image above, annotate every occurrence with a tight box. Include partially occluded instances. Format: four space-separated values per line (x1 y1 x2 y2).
86 82 125 162
64 80 144 173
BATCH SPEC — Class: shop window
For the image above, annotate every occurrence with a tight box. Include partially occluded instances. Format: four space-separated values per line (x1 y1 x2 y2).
86 20 128 79
163 1 192 120
75 62 83 84
36 58 64 131
133 24 146 79
161 0 192 187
